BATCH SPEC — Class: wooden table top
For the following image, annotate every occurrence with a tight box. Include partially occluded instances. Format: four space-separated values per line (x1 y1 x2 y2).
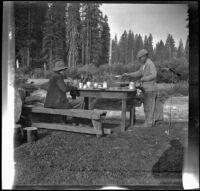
78 87 137 92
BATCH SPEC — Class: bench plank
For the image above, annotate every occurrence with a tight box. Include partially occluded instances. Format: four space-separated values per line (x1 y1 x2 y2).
29 107 106 120
32 122 112 135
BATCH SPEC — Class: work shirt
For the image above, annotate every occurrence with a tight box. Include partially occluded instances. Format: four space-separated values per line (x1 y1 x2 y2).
44 72 72 109
129 58 157 91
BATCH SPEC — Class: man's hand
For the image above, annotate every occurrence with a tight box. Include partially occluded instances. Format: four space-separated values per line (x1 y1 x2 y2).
122 73 129 78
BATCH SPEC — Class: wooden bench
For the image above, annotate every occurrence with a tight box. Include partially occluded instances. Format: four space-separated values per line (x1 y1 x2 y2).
24 105 112 138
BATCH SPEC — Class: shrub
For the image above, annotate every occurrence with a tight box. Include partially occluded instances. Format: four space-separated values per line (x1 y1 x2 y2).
166 81 189 96
155 58 189 83
15 67 29 88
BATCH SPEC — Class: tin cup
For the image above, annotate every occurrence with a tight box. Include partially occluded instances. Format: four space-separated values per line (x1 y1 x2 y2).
129 82 136 90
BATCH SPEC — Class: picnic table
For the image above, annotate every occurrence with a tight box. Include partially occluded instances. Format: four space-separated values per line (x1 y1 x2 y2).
78 88 137 131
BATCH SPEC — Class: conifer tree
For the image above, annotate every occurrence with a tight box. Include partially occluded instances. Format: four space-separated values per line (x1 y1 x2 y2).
65 3 81 68
127 30 134 64
143 35 149 50
99 15 110 65
41 3 66 69
185 36 189 61
177 38 185 58
148 33 154 58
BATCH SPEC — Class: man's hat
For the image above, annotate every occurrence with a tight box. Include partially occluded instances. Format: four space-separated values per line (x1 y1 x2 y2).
137 49 148 59
52 60 68 71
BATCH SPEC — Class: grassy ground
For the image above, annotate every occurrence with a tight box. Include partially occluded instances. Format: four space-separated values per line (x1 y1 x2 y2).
14 121 187 186
14 79 188 186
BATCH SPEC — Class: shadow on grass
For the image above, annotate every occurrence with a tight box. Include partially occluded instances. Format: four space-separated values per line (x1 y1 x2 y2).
152 139 184 185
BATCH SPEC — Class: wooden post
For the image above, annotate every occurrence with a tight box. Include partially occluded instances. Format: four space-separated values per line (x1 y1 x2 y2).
130 105 136 128
24 127 38 142
84 97 89 110
121 99 127 131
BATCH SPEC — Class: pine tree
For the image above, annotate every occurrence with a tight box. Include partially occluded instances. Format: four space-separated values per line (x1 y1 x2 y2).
127 30 134 64
41 3 66 69
155 40 165 62
148 33 154 59
41 3 54 69
99 15 110 65
177 38 185 58
81 3 104 66
118 30 128 64
65 3 81 68
185 36 189 61
165 34 175 61
111 34 118 64
134 34 143 59
14 2 47 67
143 35 149 50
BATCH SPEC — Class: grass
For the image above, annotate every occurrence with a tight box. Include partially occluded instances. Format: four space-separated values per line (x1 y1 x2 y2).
14 78 188 187
14 121 187 186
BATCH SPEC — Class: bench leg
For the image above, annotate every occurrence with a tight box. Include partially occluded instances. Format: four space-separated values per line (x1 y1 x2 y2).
24 127 38 142
92 119 103 138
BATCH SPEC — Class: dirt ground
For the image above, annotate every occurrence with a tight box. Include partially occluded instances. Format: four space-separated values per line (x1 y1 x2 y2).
14 121 187 186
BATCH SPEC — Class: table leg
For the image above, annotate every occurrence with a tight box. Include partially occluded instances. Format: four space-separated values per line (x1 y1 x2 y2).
121 99 127 132
84 97 89 110
130 105 136 128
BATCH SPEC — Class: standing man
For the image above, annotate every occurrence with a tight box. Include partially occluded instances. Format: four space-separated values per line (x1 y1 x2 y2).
122 49 157 128
44 60 84 109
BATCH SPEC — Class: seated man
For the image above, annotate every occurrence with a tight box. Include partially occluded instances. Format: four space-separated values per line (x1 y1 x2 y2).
44 60 84 110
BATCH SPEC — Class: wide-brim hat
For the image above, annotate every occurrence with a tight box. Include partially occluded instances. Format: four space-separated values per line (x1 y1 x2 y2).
52 60 68 71
137 49 148 59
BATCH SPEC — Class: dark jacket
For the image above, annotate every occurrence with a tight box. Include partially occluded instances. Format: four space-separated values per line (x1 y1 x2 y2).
44 72 72 109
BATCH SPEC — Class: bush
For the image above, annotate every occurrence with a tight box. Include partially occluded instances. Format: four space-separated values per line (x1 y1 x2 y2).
15 67 29 88
44 70 53 79
172 81 188 96
166 81 189 96
29 57 188 86
155 58 189 83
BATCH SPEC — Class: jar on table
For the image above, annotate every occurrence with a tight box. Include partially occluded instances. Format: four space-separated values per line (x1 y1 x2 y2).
94 82 98 88
103 81 108 89
129 82 136 90
79 82 83 89
87 81 92 88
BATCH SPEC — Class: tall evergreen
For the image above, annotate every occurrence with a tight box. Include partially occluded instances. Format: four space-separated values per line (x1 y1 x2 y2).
81 3 104 66
65 3 82 68
165 34 176 61
41 3 66 69
118 30 128 64
14 2 47 67
134 34 143 58
185 36 189 61
148 33 154 59
143 35 149 50
177 38 185 58
99 15 110 65
111 34 118 64
155 40 165 62
127 30 134 64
